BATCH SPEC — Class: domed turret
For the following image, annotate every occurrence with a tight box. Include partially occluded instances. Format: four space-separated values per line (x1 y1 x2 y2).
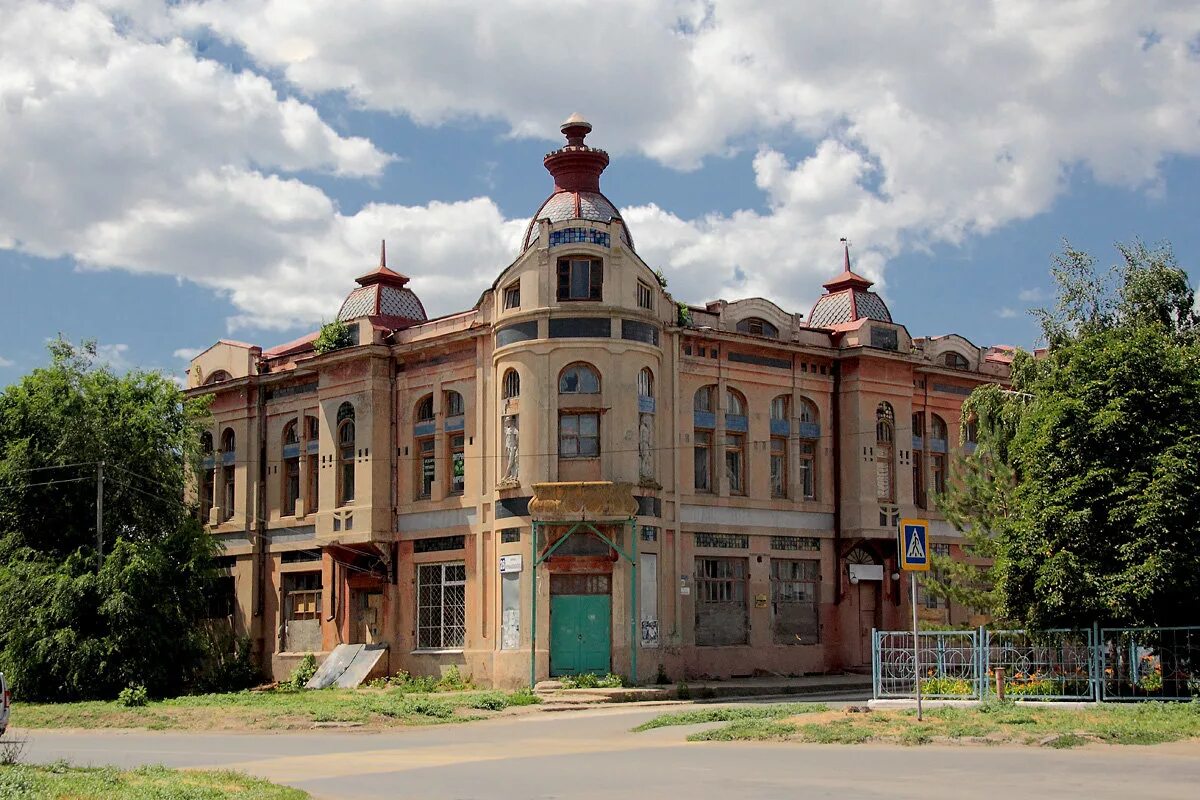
807 240 892 328
337 240 427 327
521 115 633 251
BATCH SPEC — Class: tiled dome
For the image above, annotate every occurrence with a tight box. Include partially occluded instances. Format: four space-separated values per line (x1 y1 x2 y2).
337 241 427 327
521 114 633 252
807 242 892 328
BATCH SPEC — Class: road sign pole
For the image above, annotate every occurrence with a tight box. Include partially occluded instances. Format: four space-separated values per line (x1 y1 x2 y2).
911 571 922 721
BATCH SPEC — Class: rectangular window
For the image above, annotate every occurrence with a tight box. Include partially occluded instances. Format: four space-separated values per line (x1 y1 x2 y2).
556 257 603 301
449 434 465 495
636 280 653 310
307 454 319 512
693 430 712 492
201 468 215 521
284 457 300 516
771 559 820 645
283 571 322 652
770 436 787 498
725 433 745 495
558 412 600 458
417 437 435 499
799 441 816 499
932 453 946 496
913 451 926 509
694 557 748 646
223 467 235 521
417 562 466 650
503 283 521 310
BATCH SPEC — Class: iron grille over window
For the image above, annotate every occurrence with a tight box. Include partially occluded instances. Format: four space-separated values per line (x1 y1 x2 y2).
414 535 466 553
502 369 520 399
417 562 466 649
695 532 749 549
770 536 820 551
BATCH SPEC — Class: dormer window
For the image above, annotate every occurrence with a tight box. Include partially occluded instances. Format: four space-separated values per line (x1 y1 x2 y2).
943 352 970 370
557 257 603 301
736 317 778 338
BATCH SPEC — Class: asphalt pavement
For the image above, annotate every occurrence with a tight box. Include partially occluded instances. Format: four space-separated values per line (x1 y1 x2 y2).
15 692 1200 799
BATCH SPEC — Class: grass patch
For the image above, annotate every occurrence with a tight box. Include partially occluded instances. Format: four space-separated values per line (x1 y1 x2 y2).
0 763 306 799
633 703 828 732
12 686 543 732
689 719 798 741
639 700 1200 747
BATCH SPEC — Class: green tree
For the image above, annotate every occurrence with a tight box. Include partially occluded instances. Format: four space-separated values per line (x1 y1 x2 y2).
0 339 222 699
933 240 1200 628
313 319 355 354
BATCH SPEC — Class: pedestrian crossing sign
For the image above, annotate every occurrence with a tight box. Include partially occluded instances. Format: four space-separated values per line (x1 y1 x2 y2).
899 519 930 571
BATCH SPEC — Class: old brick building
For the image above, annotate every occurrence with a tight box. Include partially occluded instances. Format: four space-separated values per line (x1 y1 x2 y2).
187 115 1010 686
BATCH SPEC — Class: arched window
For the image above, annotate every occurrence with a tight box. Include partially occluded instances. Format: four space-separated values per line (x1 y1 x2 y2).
282 419 300 516
930 414 947 497
444 391 465 495
693 385 717 492
943 352 969 370
736 317 779 338
638 368 654 398
769 396 789 499
799 398 818 424
204 370 232 386
305 415 320 513
724 389 747 495
416 395 435 423
558 365 600 459
502 369 520 400
558 363 600 394
199 432 215 522
875 402 895 503
220 428 236 521
337 402 355 506
912 413 926 509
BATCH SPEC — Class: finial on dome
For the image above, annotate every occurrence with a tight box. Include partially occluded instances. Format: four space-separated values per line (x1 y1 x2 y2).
380 239 387 268
822 237 874 291
561 113 593 147
840 237 851 273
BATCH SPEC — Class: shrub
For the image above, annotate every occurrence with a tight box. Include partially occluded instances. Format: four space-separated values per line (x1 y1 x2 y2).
282 654 317 691
117 685 149 707
467 692 509 711
193 627 260 694
401 697 454 719
313 319 355 354
676 681 691 700
676 302 692 326
655 664 670 685
920 676 974 696
506 688 541 706
435 665 472 692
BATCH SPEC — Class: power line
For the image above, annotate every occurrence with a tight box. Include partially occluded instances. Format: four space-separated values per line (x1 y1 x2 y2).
0 461 97 475
0 476 92 492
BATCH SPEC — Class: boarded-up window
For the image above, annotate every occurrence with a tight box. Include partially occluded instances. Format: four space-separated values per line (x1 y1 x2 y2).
771 559 820 645
695 557 747 646
640 553 659 648
283 571 322 653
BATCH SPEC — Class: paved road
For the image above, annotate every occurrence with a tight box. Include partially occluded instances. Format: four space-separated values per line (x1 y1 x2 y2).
16 694 1200 799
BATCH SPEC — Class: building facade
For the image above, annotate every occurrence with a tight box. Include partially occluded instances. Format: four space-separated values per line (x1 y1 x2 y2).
187 116 1011 687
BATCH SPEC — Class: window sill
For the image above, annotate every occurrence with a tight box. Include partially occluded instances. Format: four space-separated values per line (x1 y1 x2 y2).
410 649 464 655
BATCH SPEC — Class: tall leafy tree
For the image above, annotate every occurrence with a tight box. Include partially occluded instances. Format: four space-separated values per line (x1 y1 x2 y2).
932 240 1200 628
0 339 220 699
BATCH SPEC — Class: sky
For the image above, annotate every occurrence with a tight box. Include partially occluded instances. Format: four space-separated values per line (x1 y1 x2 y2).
2 1 1199 385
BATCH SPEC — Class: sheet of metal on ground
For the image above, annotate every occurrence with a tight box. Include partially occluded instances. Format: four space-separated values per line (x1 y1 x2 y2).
335 644 389 688
306 644 364 689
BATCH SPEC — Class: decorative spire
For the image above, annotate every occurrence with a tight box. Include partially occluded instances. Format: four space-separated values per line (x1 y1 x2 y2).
543 113 610 193
355 239 410 287
380 239 387 268
822 237 874 291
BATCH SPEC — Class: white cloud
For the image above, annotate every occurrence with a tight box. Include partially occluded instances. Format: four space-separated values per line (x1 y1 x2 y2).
93 343 132 371
172 347 203 360
1 1 1199 334
996 307 1018 319
0 356 15 368
1018 287 1049 303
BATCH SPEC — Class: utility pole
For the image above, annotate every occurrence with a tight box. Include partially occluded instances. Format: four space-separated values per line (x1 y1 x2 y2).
95 460 104 567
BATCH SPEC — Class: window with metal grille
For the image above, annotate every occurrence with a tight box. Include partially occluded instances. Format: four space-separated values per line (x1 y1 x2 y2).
770 536 820 551
414 535 465 553
771 559 820 644
417 562 466 649
694 533 748 549
694 557 748 646
557 257 603 301
502 369 520 399
637 367 653 398
636 280 653 310
448 434 465 495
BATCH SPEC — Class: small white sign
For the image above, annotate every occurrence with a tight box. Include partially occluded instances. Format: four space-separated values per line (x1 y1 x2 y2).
499 554 523 574
679 586 690 596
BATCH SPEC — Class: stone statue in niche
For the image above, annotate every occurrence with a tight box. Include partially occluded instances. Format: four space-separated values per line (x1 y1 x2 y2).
501 415 519 485
638 412 655 483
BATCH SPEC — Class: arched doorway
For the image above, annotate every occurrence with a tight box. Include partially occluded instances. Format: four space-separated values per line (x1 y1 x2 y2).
846 546 883 666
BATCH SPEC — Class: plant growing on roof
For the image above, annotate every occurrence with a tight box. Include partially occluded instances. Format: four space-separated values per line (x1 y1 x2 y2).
654 268 668 288
676 302 692 327
313 319 355 354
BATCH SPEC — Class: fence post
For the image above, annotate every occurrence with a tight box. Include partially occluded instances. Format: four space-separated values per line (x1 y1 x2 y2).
871 628 879 699
1091 621 1102 703
978 626 987 700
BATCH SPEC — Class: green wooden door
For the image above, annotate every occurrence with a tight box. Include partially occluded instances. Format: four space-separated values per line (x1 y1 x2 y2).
550 594 611 676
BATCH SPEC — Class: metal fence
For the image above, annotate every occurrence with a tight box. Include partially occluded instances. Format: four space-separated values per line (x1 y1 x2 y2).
873 624 1200 702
